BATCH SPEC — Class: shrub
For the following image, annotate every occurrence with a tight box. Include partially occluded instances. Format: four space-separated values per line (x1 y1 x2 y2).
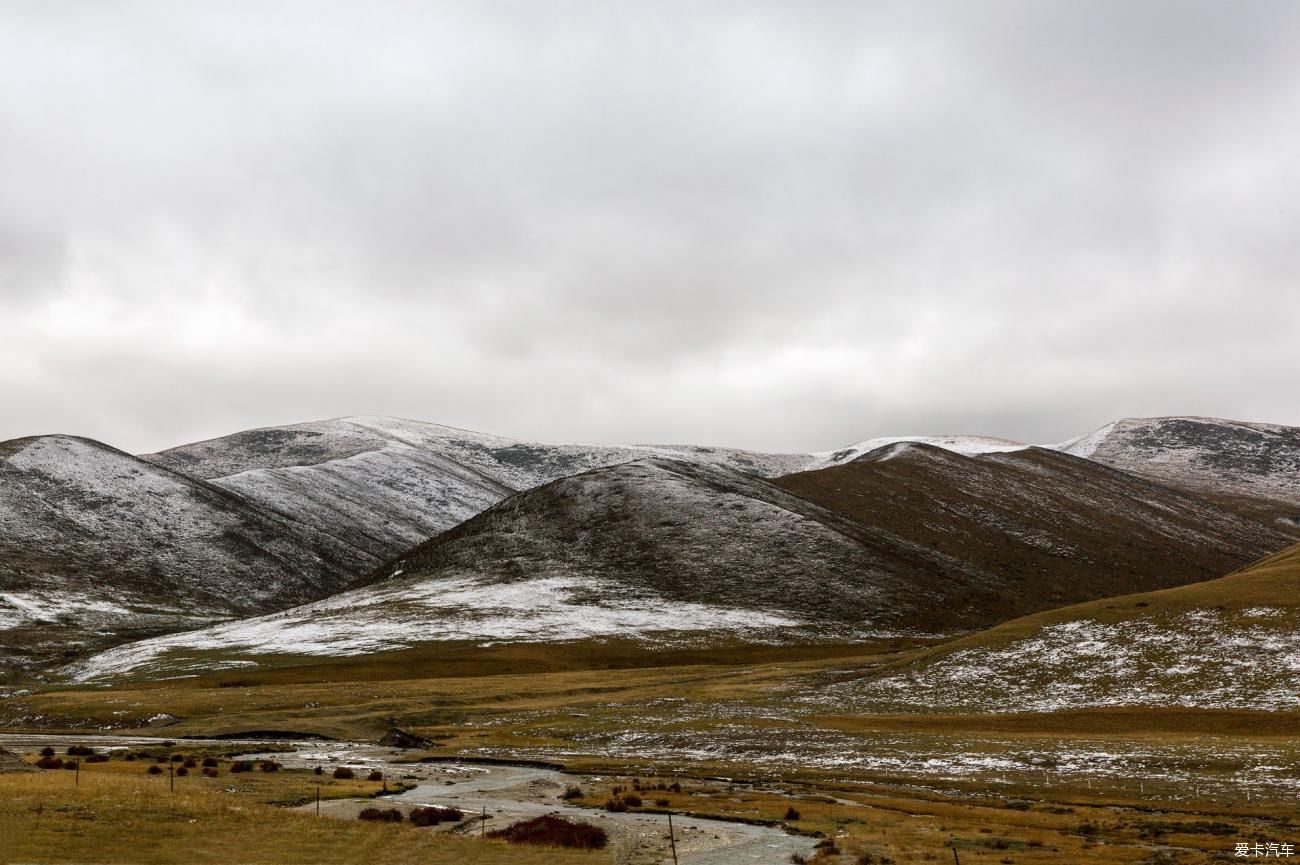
333 767 355 779
366 770 384 782
147 765 163 775
40 746 55 757
785 807 801 820
259 761 280 773
790 855 808 865
358 807 404 823
63 760 80 771
124 753 137 762
35 757 64 770
655 798 669 807
202 767 220 778
668 782 682 793
85 754 109 763
816 838 841 855
314 766 324 776
229 761 250 773
67 745 94 757
622 794 642 808
175 767 188 777
202 757 218 768
604 798 627 813
560 786 583 800
487 815 607 849
183 758 197 768
409 806 462 826
171 754 185 763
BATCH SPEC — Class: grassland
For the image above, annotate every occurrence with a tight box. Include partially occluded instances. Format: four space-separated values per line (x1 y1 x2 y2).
0 757 600 865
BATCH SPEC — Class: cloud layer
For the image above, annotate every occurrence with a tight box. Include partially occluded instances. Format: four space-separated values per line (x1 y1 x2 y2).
3 1 1299 453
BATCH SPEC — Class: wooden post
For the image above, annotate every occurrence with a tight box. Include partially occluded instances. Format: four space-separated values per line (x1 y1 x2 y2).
75 761 79 786
481 806 486 837
169 764 174 793
667 813 679 865
316 786 321 816
952 845 961 864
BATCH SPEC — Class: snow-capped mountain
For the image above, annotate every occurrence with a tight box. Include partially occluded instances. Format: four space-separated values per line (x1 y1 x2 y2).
1054 416 1300 510
143 416 818 562
0 435 370 670
65 451 1289 682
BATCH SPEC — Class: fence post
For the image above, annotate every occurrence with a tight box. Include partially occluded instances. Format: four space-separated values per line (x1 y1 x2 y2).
668 812 679 865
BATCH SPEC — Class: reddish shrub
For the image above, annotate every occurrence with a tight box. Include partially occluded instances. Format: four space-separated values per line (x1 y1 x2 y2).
62 760 80 771
35 757 64 769
66 745 94 757
488 815 607 849
409 806 462 826
785 807 801 820
39 746 55 757
202 767 220 778
85 754 110 764
202 757 219 768
182 758 197 768
259 761 280 773
175 767 188 777
604 799 627 813
230 761 252 773
358 807 404 823
366 770 384 782
171 754 185 763
622 794 642 808
147 765 163 775
332 767 355 780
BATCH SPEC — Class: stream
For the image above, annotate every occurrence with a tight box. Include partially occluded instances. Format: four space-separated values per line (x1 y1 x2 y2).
0 734 815 865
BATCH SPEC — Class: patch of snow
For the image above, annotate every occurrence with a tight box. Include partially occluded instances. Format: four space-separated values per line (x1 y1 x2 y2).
64 576 803 681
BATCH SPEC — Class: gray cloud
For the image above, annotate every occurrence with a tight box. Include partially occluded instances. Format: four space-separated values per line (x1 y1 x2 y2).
2 1 1298 454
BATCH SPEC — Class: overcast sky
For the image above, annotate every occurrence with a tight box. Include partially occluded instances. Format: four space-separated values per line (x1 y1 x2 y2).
2 1 1298 454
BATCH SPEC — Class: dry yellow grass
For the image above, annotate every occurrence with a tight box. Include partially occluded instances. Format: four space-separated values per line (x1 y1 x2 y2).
0 765 604 865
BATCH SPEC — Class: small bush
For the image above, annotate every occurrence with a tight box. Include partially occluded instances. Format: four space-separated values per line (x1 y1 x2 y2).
668 782 682 793
40 746 55 757
202 767 220 778
314 766 324 776
366 770 384 782
230 761 251 773
333 767 355 779
85 754 109 764
147 765 163 775
655 798 670 807
488 815 607 849
62 760 80 771
183 758 197 768
604 798 627 813
560 786 583 800
67 745 94 757
202 757 218 768
623 794 642 808
791 855 808 865
125 754 137 762
175 767 188 777
409 806 462 826
785 807 801 820
816 838 841 855
358 807 403 823
35 757 64 770
171 754 185 763
259 761 280 773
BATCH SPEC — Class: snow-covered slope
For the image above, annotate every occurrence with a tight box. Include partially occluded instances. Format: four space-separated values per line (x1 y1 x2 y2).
143 416 818 561
817 434 1029 465
1052 416 1300 510
0 435 371 671
65 458 1015 680
822 542 1300 713
65 451 1291 683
